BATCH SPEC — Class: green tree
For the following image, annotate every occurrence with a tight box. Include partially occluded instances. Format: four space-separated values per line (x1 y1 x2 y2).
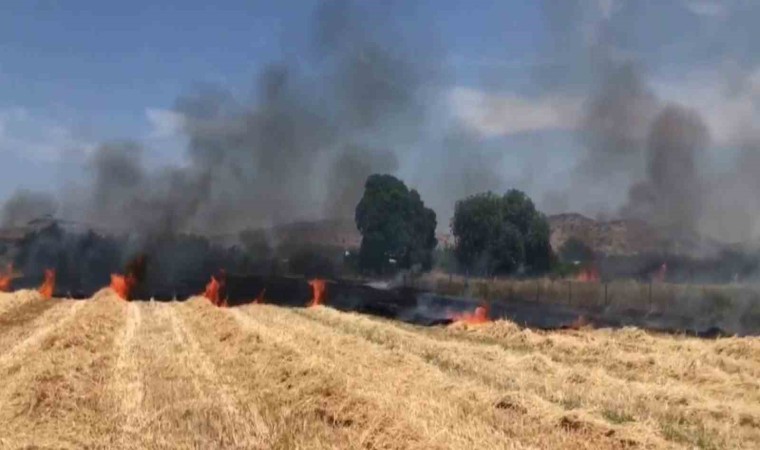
450 192 505 273
451 189 552 275
355 174 437 273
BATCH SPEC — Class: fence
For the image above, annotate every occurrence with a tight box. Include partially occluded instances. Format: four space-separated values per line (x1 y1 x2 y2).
419 272 760 319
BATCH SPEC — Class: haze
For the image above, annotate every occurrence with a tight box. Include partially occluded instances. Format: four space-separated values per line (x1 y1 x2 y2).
2 0 760 243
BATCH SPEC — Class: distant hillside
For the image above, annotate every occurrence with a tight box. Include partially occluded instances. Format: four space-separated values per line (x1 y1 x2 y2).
547 213 735 257
548 213 658 256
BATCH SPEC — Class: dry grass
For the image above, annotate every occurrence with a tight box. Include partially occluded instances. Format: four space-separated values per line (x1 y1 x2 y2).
0 291 758 448
421 273 760 326
0 289 43 316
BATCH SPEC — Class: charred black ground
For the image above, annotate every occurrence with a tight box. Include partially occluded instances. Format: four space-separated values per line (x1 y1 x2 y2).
2 218 759 337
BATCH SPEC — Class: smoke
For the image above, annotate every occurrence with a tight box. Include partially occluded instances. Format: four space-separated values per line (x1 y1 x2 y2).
623 105 708 237
326 145 398 219
539 0 760 246
578 62 659 182
6 0 760 250
81 141 208 236
38 1 435 238
419 128 502 224
1 189 58 227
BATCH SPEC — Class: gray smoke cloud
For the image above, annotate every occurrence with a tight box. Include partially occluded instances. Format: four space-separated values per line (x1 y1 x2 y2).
52 1 435 237
418 128 502 225
6 0 760 250
537 0 659 218
539 0 760 246
326 145 398 219
0 189 58 228
578 62 659 182
623 105 708 237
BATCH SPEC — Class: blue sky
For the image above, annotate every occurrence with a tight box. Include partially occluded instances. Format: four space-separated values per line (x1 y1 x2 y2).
0 1 548 197
1 0 759 223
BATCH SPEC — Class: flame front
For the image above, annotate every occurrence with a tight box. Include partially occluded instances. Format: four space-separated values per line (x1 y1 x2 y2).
308 279 326 307
576 266 600 282
204 276 221 305
203 270 227 307
38 269 56 299
110 274 136 300
110 255 147 301
0 264 12 292
450 304 490 325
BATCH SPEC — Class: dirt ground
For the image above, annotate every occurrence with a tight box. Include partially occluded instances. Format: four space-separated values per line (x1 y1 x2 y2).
0 290 759 449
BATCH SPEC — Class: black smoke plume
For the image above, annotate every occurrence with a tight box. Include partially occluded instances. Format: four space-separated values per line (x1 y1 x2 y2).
1 190 58 228
623 105 708 238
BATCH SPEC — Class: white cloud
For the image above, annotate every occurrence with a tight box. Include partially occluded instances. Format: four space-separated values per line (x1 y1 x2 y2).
596 0 617 20
0 107 94 162
449 87 581 137
454 64 760 147
653 68 760 147
145 108 186 139
684 1 728 18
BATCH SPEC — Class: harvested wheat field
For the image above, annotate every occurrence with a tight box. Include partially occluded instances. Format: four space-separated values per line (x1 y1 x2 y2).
1 290 759 449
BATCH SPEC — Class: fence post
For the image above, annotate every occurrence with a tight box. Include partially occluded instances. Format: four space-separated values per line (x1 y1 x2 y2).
568 281 572 305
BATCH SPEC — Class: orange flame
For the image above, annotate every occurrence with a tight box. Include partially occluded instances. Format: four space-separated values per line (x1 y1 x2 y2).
576 266 600 282
204 276 221 305
450 304 490 325
308 279 326 307
253 288 266 304
38 269 56 299
110 274 137 300
0 264 21 293
203 270 227 307
110 255 147 301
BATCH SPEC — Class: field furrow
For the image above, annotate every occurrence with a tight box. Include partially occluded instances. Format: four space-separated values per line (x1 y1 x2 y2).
0 293 127 448
0 290 757 449
233 303 641 449
111 301 144 444
167 303 269 446
0 293 58 337
107 301 267 449
0 299 82 370
175 298 384 449
0 290 42 317
299 306 760 449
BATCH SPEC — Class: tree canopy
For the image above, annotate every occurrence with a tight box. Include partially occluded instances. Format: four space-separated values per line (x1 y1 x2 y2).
355 174 437 273
451 189 552 275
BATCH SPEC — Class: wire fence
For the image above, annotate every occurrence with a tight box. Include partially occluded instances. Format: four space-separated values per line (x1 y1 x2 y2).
419 273 760 318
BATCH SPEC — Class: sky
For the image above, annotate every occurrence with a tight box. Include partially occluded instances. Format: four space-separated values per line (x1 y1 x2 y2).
0 1 535 187
1 0 760 236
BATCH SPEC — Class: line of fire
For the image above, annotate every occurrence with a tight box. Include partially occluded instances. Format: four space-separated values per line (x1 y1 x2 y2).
2 210 759 338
